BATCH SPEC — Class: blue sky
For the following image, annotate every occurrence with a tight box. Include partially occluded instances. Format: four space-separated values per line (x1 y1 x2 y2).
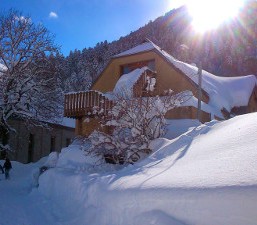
1 0 184 55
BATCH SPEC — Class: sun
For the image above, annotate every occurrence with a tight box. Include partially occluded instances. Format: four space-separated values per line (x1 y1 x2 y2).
185 0 244 32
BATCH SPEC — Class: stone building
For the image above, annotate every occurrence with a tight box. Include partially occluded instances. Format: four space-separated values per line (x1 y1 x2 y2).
0 118 75 163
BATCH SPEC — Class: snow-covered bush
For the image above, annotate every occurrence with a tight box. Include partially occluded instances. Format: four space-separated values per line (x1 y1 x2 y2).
86 91 190 164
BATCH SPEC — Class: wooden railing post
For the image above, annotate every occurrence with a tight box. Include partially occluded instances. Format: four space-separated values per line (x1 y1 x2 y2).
64 90 114 118
64 94 67 115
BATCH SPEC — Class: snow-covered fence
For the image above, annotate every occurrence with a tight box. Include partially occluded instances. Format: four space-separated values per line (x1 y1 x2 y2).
64 91 113 118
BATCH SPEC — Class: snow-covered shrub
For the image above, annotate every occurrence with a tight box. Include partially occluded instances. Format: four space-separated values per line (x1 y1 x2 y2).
86 91 191 164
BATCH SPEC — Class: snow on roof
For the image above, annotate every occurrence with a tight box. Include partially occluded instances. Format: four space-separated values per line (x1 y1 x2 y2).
60 117 75 128
160 50 257 112
113 66 149 97
113 41 157 58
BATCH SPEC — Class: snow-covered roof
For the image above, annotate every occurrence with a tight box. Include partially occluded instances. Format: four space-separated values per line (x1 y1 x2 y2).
60 117 75 128
118 40 257 115
113 41 158 58
113 66 149 98
159 50 257 113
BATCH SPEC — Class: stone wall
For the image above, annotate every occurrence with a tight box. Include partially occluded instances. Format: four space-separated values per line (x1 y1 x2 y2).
6 120 75 163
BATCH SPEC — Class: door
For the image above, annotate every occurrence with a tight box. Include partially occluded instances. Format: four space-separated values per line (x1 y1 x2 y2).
28 133 34 163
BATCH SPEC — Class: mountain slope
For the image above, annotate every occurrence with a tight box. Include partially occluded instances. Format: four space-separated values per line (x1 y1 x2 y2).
59 1 257 92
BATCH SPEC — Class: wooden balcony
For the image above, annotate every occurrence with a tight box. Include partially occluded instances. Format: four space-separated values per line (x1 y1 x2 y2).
133 69 156 97
64 90 113 118
64 69 156 119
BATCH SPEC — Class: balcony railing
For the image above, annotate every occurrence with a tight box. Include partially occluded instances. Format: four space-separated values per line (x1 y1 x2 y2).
64 90 113 118
64 69 156 119
133 69 156 97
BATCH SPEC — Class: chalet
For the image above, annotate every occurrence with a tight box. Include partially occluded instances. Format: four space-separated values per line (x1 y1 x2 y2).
64 39 257 137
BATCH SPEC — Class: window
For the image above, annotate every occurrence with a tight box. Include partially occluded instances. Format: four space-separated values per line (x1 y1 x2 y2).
120 60 155 76
0 127 9 146
50 136 56 152
0 127 8 159
122 66 131 75
148 60 155 71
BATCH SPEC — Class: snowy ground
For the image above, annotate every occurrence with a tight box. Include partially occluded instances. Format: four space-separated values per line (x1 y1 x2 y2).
1 113 257 225
0 159 59 225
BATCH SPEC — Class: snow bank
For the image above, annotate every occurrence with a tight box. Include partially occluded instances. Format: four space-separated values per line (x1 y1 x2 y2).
37 112 257 225
56 145 99 171
164 119 201 139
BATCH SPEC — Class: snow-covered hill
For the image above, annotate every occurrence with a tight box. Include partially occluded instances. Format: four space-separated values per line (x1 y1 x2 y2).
1 113 257 225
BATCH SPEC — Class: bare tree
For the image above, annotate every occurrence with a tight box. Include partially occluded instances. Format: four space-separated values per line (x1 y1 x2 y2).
0 10 62 150
85 90 192 165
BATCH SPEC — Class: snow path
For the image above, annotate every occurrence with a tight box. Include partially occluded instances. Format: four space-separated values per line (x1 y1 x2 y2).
0 161 61 225
0 184 53 225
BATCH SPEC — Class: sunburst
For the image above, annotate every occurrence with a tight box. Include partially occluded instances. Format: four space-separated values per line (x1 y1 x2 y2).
185 0 244 32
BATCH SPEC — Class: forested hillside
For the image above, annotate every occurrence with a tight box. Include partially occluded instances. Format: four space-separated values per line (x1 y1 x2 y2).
58 0 257 92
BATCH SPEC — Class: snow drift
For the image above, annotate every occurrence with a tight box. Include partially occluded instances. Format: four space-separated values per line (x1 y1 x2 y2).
37 112 257 225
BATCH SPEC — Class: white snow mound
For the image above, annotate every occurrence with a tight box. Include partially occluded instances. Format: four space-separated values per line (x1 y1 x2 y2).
37 112 257 225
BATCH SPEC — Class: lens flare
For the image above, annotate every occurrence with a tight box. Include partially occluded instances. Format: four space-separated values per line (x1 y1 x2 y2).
186 0 244 32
